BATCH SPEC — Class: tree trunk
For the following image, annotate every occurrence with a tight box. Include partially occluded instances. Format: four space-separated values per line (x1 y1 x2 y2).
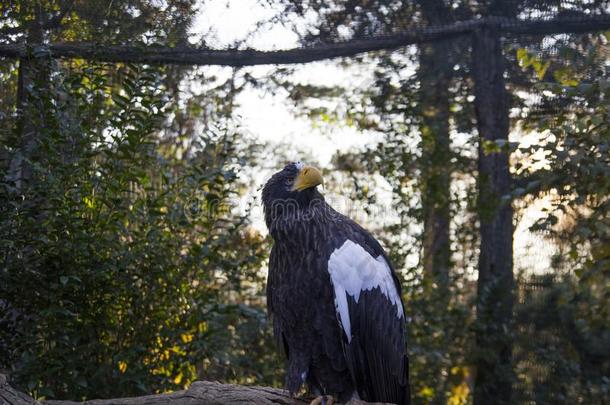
415 3 455 402
6 9 51 193
416 0 456 294
471 25 514 405
418 44 452 295
417 40 453 405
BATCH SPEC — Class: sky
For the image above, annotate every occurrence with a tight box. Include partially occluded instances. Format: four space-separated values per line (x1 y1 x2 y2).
190 0 384 165
188 0 555 274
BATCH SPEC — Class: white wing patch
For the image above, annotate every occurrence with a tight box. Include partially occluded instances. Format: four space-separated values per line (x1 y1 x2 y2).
327 239 403 342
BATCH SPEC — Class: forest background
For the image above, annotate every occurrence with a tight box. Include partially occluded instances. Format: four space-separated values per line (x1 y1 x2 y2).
0 1 608 404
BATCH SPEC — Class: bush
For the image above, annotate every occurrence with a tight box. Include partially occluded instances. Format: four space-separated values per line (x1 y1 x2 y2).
0 61 272 399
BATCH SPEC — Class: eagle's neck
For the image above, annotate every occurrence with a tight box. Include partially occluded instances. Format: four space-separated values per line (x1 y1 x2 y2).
265 195 335 241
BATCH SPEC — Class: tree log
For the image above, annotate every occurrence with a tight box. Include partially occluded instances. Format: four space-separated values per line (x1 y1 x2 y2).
0 375 388 405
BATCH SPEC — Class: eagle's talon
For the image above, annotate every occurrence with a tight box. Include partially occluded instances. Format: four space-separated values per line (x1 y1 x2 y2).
309 395 334 405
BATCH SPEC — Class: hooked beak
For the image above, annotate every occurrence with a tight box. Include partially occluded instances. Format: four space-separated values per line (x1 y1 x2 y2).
292 165 323 191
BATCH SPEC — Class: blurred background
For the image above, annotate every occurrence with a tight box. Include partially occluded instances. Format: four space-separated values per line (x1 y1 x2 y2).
0 1 608 404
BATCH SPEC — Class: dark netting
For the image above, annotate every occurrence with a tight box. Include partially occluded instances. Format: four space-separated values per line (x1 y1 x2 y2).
505 28 609 403
0 0 608 404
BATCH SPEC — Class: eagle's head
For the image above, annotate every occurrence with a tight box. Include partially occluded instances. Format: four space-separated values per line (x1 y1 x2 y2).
262 162 324 230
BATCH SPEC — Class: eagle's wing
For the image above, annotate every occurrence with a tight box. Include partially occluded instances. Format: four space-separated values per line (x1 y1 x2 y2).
328 221 410 404
267 245 291 358
266 245 281 348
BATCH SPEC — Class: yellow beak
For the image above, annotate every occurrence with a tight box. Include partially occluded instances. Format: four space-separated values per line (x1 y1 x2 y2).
292 165 323 191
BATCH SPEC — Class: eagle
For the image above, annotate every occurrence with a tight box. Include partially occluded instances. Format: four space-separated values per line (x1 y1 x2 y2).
262 162 410 405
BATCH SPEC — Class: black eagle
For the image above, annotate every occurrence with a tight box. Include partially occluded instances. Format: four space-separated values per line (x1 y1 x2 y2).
262 162 410 405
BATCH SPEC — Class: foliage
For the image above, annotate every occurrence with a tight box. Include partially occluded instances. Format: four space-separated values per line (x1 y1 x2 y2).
0 57 276 399
0 1 286 400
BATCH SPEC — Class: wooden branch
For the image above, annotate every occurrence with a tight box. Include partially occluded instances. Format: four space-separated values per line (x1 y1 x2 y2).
0 374 40 405
0 21 474 66
44 382 307 405
0 16 609 66
0 375 304 405
0 375 388 405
